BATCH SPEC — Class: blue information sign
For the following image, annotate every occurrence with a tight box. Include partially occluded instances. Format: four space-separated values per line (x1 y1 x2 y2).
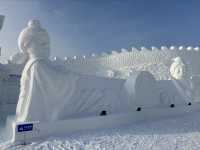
17 123 33 132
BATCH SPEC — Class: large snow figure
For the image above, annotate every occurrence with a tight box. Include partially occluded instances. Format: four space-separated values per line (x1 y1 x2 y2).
170 57 193 102
16 20 131 122
170 57 187 80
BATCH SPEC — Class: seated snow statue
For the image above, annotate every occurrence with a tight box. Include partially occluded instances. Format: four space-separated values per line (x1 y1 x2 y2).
169 57 193 103
16 20 132 122
170 57 186 80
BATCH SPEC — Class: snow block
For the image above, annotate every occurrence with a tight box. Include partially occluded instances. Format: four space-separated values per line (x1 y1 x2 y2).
124 71 160 108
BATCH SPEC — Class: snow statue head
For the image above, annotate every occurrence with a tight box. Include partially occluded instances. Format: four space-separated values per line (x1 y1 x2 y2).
18 19 50 59
170 57 187 80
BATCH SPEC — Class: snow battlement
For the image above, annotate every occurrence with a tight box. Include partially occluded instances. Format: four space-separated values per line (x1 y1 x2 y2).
1 45 200 80
51 45 200 80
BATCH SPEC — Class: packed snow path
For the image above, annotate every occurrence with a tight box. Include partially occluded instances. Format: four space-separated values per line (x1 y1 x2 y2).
1 112 200 150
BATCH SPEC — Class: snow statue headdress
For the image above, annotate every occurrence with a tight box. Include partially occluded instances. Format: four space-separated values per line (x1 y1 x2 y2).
170 57 186 80
18 19 50 59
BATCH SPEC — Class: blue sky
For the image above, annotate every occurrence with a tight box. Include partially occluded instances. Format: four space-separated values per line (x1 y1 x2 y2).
0 0 200 62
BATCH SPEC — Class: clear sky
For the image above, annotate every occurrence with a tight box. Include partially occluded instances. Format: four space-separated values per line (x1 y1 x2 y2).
0 0 200 62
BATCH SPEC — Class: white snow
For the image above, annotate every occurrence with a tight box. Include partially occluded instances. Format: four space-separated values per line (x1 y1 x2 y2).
1 19 200 150
1 111 200 150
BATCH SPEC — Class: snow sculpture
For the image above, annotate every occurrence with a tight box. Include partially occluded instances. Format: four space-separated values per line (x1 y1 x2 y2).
18 20 50 59
16 20 132 122
169 57 193 103
170 57 186 80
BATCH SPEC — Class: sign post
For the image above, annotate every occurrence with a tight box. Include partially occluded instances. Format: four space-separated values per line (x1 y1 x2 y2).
17 123 33 145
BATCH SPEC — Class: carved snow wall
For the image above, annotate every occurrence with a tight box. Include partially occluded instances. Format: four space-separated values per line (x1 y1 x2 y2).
60 46 200 80
0 46 200 119
3 46 200 80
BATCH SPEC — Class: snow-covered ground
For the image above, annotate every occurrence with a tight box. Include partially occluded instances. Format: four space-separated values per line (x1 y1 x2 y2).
1 112 200 150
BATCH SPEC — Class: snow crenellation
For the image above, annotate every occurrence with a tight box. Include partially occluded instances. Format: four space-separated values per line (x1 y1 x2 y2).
33 47 200 78
47 46 197 80
40 46 199 83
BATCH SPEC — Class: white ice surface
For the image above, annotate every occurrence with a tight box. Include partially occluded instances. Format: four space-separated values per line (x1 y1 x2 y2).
1 111 200 150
